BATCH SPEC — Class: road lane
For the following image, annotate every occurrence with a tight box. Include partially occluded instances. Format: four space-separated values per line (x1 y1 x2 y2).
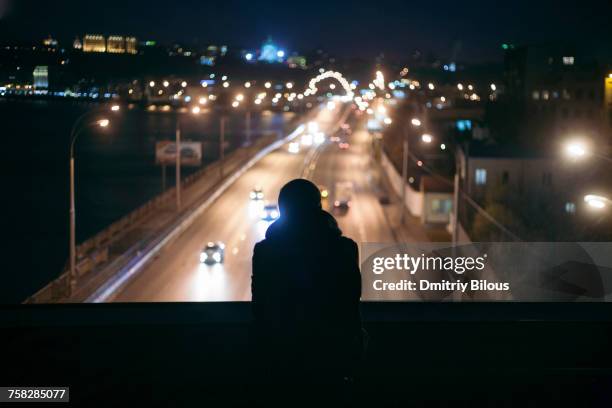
113 106 346 301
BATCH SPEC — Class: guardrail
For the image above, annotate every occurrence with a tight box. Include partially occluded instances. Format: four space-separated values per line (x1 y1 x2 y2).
24 127 292 304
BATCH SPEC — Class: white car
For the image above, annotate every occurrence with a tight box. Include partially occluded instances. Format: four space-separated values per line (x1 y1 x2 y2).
260 204 280 221
249 187 264 201
200 242 225 264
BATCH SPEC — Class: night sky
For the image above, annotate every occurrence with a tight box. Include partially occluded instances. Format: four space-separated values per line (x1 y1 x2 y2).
1 0 611 61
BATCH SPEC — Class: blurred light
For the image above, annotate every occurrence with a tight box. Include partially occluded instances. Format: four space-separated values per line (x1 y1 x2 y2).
222 75 228 81
236 93 244 101
326 101 336 110
192 106 201 114
428 83 435 90
149 81 155 87
421 134 433 143
277 50 285 58
286 82 293 89
245 53 253 61
199 97 207 105
232 101 239 108
111 105 120 112
98 119 110 127
584 194 609 209
264 82 272 89
244 81 251 88
440 143 446 150
490 83 497 91
457 83 463 90
565 141 588 159
163 80 169 87
223 82 230 88
383 117 392 125
181 81 187 88
411 118 421 126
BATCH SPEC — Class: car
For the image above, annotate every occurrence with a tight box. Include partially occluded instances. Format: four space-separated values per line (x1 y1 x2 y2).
288 142 300 154
200 241 225 264
333 181 353 214
249 187 264 200
260 204 280 221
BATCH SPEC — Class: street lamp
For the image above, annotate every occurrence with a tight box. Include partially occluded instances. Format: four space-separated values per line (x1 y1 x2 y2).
563 139 612 164
421 133 433 143
584 194 610 210
401 117 427 224
68 114 112 295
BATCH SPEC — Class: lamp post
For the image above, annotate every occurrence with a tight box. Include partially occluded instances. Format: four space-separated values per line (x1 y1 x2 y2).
68 110 115 296
400 117 422 225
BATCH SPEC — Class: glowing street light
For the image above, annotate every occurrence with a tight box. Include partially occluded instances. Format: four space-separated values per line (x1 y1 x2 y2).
111 105 120 112
565 141 588 159
383 117 392 125
244 81 251 88
149 81 155 87
232 101 240 108
163 80 170 87
235 93 244 101
421 133 433 143
286 82 294 89
411 118 421 127
584 194 610 210
264 82 272 89
191 106 201 114
98 119 110 127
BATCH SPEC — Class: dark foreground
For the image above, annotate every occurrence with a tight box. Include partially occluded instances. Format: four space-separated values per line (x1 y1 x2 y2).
2 302 612 407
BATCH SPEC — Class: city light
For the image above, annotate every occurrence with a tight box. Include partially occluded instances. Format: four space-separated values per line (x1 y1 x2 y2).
428 83 435 90
149 81 155 87
584 194 610 210
490 83 497 91
236 94 244 101
457 83 463 90
223 82 230 88
245 53 253 61
111 105 120 112
564 140 589 159
421 134 433 143
276 50 285 58
264 82 272 89
199 97 207 105
192 106 201 114
244 81 251 88
181 81 187 88
163 80 169 87
286 82 293 89
231 101 239 108
440 143 446 150
383 117 392 125
98 119 110 127
411 118 422 126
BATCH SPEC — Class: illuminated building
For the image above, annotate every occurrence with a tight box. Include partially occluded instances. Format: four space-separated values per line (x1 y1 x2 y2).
42 36 58 49
125 37 138 54
259 37 284 63
287 55 307 69
83 35 106 53
107 36 126 53
33 66 49 89
73 37 83 50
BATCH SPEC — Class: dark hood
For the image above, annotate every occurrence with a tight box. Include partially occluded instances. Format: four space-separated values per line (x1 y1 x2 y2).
265 209 342 242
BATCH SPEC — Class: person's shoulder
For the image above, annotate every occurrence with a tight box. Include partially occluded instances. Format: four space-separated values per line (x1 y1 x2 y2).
337 236 358 254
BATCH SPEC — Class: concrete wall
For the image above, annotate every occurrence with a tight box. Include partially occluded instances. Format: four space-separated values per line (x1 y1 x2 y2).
380 151 422 217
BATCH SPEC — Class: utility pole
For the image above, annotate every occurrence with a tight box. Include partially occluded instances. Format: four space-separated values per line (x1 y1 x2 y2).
175 117 182 212
219 115 226 177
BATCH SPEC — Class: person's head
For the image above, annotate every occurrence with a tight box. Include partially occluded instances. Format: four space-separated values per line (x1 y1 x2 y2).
278 179 322 218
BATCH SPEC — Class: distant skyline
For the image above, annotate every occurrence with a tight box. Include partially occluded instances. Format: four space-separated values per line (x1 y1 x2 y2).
1 0 611 62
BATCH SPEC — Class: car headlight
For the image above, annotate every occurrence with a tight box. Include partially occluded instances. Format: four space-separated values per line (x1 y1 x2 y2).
200 252 208 263
212 252 222 263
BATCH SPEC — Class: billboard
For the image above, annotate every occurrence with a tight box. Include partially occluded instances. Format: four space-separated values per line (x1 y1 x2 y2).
155 141 202 167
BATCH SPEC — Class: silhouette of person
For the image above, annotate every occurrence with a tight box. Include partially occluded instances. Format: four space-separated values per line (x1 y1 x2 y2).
251 179 364 393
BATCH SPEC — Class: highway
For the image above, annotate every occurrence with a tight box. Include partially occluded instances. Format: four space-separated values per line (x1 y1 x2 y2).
113 103 417 302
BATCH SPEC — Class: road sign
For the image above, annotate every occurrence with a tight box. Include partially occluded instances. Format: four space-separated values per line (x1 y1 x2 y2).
155 141 202 167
